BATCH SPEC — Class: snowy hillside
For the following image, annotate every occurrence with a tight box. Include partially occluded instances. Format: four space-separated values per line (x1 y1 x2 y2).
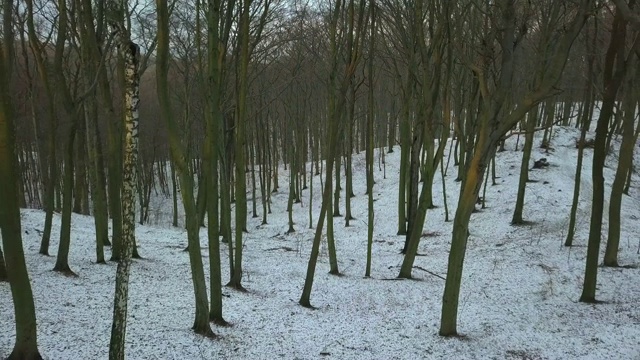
1 126 639 359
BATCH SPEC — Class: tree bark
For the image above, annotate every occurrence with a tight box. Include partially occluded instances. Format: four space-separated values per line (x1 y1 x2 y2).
604 61 639 266
565 90 593 246
53 119 77 275
205 0 229 325
511 105 539 224
51 0 77 275
365 0 375 277
0 245 6 281
0 1 43 354
300 0 366 306
228 0 252 290
440 0 592 335
155 0 214 337
107 3 141 356
581 6 629 303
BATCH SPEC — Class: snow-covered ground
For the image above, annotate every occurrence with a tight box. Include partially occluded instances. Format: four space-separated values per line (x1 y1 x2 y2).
1 126 639 359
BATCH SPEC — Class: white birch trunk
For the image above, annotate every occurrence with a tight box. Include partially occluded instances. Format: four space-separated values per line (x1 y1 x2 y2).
108 16 140 359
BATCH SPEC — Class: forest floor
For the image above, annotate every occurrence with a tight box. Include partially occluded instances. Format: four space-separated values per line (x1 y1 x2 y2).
1 126 639 360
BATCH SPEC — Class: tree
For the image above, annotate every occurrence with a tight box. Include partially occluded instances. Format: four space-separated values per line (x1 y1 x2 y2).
511 105 539 225
228 0 253 290
396 0 450 278
300 0 367 307
565 18 596 247
228 0 272 289
604 61 638 266
78 0 110 263
439 0 593 336
156 0 215 337
0 0 43 357
107 0 142 357
205 0 233 325
0 245 7 281
49 0 80 275
377 0 416 238
24 0 59 257
365 0 376 278
580 4 633 302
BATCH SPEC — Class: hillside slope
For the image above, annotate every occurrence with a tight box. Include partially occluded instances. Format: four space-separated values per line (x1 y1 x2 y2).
1 126 639 359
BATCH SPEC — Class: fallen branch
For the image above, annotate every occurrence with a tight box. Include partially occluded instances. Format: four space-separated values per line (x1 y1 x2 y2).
413 266 446 280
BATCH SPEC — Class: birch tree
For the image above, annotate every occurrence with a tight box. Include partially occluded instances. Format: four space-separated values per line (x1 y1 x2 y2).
107 0 141 356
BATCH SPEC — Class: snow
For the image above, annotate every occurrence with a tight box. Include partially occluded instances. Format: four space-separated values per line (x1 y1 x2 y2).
1 125 639 359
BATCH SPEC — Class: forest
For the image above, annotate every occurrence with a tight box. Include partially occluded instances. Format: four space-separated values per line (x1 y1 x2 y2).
1 0 639 359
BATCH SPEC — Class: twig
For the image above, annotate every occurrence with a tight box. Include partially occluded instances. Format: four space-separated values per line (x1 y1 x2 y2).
413 266 446 280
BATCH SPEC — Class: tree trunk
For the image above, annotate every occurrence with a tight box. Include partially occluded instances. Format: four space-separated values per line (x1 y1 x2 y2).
287 151 296 234
344 83 356 225
0 2 43 353
300 0 362 306
366 3 375 272
106 41 125 259
73 117 89 215
511 105 538 224
108 18 141 358
107 135 124 261
171 159 178 227
196 172 207 227
566 23 596 247
326 159 339 274
397 107 409 235
260 118 269 225
404 122 422 254
581 7 628 303
53 120 77 275
440 140 493 336
26 0 58 256
0 245 6 281
333 147 342 217
251 139 258 218
565 90 593 246
155 0 214 337
228 0 252 290
604 65 638 266
308 150 313 229
439 0 592 335
85 99 108 264
39 131 56 256
205 0 225 322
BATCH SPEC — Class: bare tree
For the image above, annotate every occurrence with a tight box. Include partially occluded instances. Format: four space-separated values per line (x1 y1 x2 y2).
155 0 215 337
0 0 43 357
581 3 635 302
300 0 368 307
439 0 593 336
